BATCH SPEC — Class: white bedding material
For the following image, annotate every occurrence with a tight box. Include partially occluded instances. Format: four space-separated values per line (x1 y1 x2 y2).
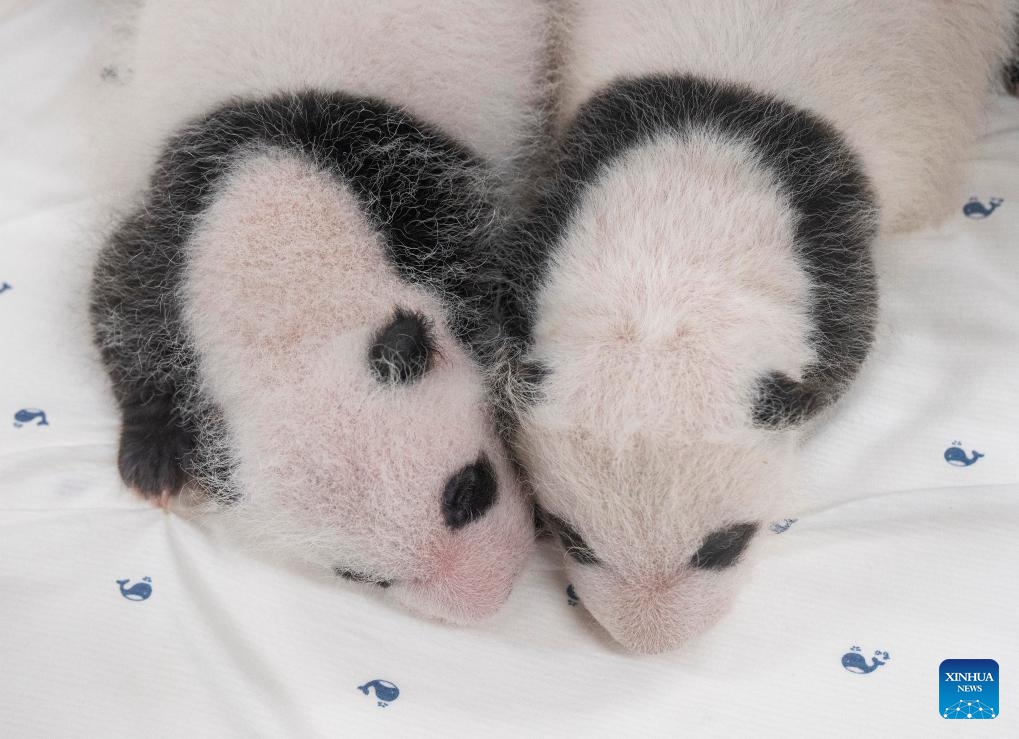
2 2 1017 736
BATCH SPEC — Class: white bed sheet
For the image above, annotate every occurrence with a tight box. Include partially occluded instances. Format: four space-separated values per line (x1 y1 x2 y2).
2 2 1018 737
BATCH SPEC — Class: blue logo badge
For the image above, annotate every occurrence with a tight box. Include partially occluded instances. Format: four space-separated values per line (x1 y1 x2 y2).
566 584 579 606
13 408 49 427
944 442 983 467
941 659 997 719
963 196 1003 219
358 680 400 708
117 577 152 601
841 646 890 674
769 518 798 533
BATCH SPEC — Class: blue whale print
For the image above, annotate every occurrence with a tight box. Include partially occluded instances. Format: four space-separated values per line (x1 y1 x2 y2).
962 196 1003 219
0 282 11 294
842 646 890 674
358 679 400 707
944 442 983 467
13 408 48 427
117 577 152 601
769 518 798 534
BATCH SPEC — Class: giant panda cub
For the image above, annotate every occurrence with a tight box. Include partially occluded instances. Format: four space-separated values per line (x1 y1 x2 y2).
505 0 1017 651
89 0 553 624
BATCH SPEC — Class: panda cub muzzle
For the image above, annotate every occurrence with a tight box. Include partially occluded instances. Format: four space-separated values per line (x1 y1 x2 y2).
335 456 497 587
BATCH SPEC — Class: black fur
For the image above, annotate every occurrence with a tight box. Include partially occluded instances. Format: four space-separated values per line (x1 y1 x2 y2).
689 522 758 570
91 91 508 501
503 74 878 427
1005 12 1019 95
369 308 437 384
116 393 195 498
752 371 822 428
538 508 601 566
334 568 392 589
516 359 550 403
442 456 498 530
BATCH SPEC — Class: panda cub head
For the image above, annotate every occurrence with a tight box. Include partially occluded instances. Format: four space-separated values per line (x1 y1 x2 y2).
507 76 877 652
101 93 541 625
181 144 536 624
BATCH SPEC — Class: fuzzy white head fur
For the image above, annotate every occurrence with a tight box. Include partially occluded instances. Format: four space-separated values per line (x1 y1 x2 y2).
516 135 809 651
512 0 1017 651
184 150 533 622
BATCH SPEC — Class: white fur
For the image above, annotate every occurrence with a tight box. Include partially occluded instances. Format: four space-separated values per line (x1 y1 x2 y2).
99 0 554 199
516 0 1017 652
557 0 1016 233
185 150 532 622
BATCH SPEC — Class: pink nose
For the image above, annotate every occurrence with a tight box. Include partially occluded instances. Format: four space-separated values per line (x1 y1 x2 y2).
389 504 534 624
571 568 732 654
393 566 520 624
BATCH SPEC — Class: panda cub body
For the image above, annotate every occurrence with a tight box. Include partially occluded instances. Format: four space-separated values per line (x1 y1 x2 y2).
507 0 1017 652
90 0 553 624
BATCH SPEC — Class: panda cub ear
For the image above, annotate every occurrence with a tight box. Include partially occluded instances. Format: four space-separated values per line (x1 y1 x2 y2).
368 308 438 384
752 371 820 428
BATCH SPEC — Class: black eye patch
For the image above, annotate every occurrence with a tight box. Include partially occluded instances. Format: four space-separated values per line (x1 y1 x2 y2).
539 508 601 566
368 308 437 384
334 567 392 588
442 455 498 530
689 523 759 570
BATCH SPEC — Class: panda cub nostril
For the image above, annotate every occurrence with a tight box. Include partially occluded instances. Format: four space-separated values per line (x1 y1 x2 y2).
334 567 392 588
442 455 498 530
368 307 436 384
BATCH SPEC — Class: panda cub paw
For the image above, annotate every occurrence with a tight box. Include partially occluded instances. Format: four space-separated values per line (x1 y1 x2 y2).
117 396 194 503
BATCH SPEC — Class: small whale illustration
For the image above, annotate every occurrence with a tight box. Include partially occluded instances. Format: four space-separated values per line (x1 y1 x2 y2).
768 518 798 534
117 576 153 601
841 646 890 674
944 443 984 467
0 282 11 294
566 584 579 606
358 679 400 707
13 408 48 427
962 196 1003 219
